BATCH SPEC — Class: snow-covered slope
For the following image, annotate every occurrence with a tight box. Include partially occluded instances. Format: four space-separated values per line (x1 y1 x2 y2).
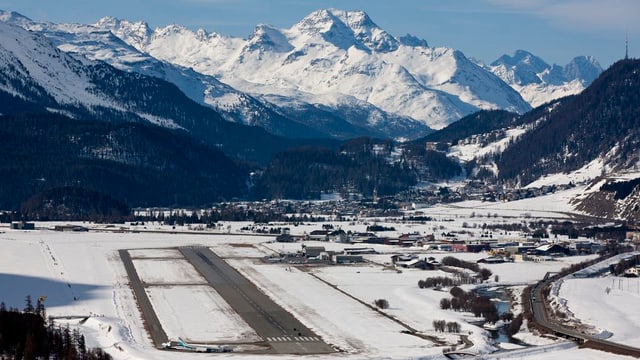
0 18 195 129
96 8 531 130
0 19 108 108
1 10 433 140
1 9 602 138
487 50 603 107
0 11 333 139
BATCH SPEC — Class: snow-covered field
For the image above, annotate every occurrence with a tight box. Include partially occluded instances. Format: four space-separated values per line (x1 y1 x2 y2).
547 253 640 348
0 193 637 359
146 285 261 343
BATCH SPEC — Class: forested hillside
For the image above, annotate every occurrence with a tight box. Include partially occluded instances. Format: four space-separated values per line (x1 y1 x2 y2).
254 137 462 200
495 59 640 185
20 187 131 222
418 110 521 145
0 298 111 359
0 113 247 210
254 139 415 199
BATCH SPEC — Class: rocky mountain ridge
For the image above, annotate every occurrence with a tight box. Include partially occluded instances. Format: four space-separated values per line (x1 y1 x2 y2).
1 9 602 139
487 49 602 107
92 8 532 130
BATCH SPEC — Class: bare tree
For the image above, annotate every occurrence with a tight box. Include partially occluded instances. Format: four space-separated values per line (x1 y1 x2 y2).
446 321 461 333
440 298 451 310
374 299 389 309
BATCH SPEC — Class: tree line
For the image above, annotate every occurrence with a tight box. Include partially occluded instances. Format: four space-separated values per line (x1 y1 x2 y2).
0 295 112 359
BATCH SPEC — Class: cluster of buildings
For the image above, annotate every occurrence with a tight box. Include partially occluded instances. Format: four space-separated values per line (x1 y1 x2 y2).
266 244 369 265
273 222 629 267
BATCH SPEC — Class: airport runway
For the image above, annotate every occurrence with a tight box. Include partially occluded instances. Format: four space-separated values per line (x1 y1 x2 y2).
180 246 335 354
118 250 169 348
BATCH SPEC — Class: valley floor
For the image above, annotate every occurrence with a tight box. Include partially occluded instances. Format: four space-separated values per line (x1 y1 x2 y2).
0 193 637 359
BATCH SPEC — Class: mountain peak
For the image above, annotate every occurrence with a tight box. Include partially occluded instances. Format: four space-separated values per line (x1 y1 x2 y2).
154 23 191 38
245 24 292 53
490 50 547 86
328 8 375 30
491 50 549 70
563 55 603 84
0 9 30 22
95 16 148 32
296 9 374 33
293 8 398 52
293 9 359 40
487 49 602 107
95 16 151 50
0 10 35 29
399 34 429 48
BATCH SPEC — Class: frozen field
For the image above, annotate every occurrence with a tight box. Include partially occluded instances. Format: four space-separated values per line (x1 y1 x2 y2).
145 285 261 343
552 258 640 348
133 258 206 284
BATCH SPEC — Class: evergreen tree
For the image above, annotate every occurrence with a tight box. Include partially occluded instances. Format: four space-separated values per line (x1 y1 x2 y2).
24 295 34 313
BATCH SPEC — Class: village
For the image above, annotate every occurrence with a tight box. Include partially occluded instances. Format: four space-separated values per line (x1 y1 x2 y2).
239 213 637 269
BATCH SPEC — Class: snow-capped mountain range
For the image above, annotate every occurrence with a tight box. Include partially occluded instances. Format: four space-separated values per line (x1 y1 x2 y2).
0 8 602 138
0 10 335 139
486 50 602 107
0 18 310 165
0 17 169 124
96 9 533 130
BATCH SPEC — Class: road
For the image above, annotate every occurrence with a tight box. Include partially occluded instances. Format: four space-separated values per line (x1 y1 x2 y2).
180 246 335 355
530 272 640 357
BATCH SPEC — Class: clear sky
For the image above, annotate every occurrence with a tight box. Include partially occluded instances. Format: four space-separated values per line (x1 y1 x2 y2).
1 0 638 68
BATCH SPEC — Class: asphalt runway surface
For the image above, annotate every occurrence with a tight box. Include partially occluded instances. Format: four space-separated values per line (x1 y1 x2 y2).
118 249 169 348
180 246 335 354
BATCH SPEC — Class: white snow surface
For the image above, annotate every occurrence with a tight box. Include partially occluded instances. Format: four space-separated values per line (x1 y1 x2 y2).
513 80 586 108
489 64 587 108
132 259 205 284
0 21 107 107
145 285 261 343
93 8 531 129
548 253 640 348
2 189 638 360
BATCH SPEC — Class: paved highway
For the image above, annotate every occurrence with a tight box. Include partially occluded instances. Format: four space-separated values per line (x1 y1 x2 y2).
180 246 335 355
530 271 640 357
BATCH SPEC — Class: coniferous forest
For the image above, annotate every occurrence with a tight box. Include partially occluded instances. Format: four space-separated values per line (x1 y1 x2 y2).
0 112 248 210
255 138 414 199
0 296 112 359
495 59 640 185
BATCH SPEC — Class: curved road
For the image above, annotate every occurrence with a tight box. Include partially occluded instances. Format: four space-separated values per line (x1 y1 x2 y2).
530 273 640 357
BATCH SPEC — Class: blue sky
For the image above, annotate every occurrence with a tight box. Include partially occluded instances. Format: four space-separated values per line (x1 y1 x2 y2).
1 0 638 67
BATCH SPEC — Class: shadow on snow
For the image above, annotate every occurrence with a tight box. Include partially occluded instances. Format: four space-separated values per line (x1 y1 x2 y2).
0 273 106 311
